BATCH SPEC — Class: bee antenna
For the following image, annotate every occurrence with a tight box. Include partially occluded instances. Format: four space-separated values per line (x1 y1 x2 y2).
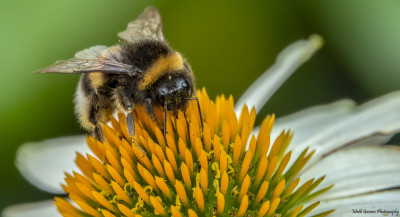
185 97 204 131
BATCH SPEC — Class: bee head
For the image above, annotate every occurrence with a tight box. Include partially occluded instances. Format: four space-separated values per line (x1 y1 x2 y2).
155 74 192 113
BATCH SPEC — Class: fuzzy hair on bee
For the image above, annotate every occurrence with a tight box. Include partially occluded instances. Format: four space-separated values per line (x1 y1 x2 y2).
36 7 200 143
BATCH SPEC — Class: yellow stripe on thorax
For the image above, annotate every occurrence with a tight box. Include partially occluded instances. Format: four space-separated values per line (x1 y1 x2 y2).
138 52 184 90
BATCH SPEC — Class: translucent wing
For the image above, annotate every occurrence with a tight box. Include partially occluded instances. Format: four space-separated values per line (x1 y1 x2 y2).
74 45 108 59
35 59 134 74
36 45 135 75
118 6 165 42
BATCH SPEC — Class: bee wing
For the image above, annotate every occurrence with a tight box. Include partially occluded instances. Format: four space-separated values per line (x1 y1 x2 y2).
36 45 135 75
118 7 165 42
74 45 108 59
35 58 134 74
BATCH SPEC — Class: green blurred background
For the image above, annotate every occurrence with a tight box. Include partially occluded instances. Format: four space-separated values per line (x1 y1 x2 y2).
1 0 400 211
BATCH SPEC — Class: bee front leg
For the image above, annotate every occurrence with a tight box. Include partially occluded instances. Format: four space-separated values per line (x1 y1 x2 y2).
116 87 135 138
116 87 147 156
126 111 135 138
94 124 104 142
126 110 147 157
145 98 161 128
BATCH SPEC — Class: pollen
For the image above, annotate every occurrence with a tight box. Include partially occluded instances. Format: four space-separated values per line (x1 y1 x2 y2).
55 88 334 217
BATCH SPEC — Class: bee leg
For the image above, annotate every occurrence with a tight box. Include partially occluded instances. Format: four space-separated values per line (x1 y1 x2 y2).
163 101 168 138
126 111 135 138
94 124 104 142
126 111 146 157
116 87 134 136
117 87 147 157
145 98 162 128
88 94 104 142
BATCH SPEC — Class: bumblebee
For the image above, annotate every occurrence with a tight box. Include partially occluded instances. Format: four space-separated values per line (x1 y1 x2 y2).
37 7 200 143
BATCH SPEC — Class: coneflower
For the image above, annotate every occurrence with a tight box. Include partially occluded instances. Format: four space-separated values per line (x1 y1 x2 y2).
55 88 333 217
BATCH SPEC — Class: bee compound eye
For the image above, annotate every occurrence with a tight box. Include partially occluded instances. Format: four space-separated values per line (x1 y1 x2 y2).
181 80 191 96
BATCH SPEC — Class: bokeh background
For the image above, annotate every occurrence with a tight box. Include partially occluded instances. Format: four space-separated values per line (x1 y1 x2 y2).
1 0 400 212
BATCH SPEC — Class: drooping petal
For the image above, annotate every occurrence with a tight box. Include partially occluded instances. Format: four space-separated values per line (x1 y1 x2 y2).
307 190 400 217
346 135 392 147
301 146 400 200
16 135 90 194
235 34 323 115
1 200 61 217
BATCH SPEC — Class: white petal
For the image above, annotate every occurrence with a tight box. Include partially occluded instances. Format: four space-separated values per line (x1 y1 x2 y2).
307 190 400 217
268 99 356 146
294 91 400 166
235 35 323 115
272 100 392 148
16 135 90 194
249 99 390 155
300 146 400 201
1 200 61 217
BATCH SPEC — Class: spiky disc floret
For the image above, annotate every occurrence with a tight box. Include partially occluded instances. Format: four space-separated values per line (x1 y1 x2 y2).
55 88 334 217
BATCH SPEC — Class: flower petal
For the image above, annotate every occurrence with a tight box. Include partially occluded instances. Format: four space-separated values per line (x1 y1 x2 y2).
251 99 390 154
1 200 60 217
292 91 400 165
301 146 400 200
16 135 90 194
235 34 323 115
265 99 356 146
307 190 400 217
